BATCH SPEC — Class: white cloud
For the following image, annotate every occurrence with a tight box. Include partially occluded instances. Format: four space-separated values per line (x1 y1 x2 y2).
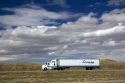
0 49 8 53
60 12 99 32
107 0 125 6
82 23 125 37
102 40 116 46
10 26 48 37
101 12 125 23
0 57 16 61
46 0 69 8
1 7 125 62
77 13 98 24
0 5 79 26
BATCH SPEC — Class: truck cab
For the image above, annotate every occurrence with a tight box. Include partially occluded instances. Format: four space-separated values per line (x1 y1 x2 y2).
42 60 57 71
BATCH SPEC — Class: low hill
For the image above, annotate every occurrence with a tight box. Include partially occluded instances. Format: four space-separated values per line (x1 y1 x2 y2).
100 59 125 70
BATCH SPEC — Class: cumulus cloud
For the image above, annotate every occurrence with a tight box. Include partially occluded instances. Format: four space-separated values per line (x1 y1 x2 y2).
0 5 80 26
1 7 125 62
101 11 125 23
0 56 16 61
102 39 116 46
59 12 99 32
82 23 125 37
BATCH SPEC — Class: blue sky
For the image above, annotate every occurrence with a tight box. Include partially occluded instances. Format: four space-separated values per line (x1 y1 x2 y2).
0 0 125 62
0 0 124 26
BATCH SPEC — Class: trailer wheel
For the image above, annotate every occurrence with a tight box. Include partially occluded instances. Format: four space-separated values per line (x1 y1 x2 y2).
90 67 93 70
57 67 63 70
43 67 47 71
57 68 60 70
86 67 89 70
86 67 93 70
97 66 100 69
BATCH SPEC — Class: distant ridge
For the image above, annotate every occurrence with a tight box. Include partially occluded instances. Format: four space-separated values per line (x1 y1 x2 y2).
100 59 125 70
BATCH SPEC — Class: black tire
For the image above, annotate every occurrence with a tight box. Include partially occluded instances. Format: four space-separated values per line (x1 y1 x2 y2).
97 66 100 69
43 67 47 71
57 67 63 70
57 68 60 70
86 67 93 70
86 67 89 70
90 67 93 70
60 67 64 70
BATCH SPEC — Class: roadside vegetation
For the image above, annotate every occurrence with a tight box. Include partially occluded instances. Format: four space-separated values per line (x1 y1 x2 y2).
100 59 125 70
0 59 125 83
0 62 41 71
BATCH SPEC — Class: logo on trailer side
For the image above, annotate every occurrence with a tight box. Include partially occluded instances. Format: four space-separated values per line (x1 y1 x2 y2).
82 60 94 64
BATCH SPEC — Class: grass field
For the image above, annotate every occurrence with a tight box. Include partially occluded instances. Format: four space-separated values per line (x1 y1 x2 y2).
0 70 125 83
0 59 125 83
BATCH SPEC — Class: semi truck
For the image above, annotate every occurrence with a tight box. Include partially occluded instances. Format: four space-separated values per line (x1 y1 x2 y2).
42 59 100 71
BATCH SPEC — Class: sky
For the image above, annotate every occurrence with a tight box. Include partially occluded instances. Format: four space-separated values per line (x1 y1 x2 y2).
0 0 125 62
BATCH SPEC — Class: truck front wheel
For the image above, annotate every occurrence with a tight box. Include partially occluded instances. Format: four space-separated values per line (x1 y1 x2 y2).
43 67 47 71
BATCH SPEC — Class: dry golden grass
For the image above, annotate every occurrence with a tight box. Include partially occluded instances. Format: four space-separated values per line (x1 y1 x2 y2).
0 59 125 83
0 70 125 83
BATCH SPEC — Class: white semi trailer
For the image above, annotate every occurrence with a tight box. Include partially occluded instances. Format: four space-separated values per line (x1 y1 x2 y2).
42 59 100 71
